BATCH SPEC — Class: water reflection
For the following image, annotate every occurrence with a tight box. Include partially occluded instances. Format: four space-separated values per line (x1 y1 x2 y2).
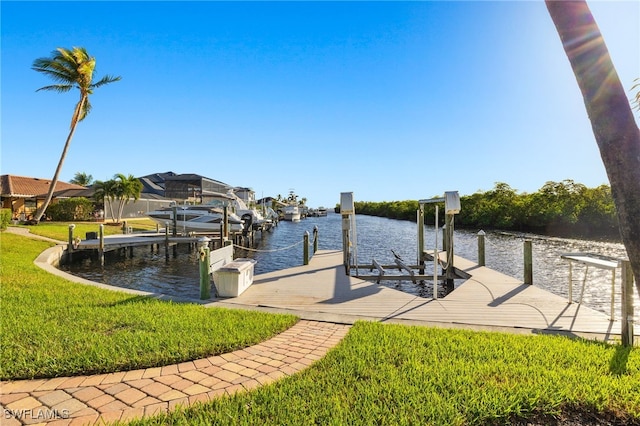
63 213 638 320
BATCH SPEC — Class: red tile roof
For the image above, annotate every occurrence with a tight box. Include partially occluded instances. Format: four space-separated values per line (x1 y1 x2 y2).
0 175 86 198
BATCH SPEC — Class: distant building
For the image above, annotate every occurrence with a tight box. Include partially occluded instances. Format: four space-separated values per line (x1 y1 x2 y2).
234 187 257 207
138 172 233 204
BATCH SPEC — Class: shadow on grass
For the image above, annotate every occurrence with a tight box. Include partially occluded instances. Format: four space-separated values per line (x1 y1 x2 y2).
610 345 632 375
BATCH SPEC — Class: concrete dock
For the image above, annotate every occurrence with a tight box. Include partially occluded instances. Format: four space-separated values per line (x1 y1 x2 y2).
215 249 635 340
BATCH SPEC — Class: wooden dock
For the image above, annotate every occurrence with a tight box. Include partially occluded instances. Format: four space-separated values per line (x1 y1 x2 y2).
75 233 201 251
215 249 637 341
73 231 252 254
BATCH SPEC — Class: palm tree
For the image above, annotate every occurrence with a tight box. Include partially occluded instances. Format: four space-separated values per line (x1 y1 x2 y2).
113 173 143 222
69 172 93 186
546 0 640 293
93 178 117 222
94 174 142 223
31 47 121 222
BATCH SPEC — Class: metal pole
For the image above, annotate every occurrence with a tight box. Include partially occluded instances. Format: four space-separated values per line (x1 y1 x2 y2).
568 262 573 303
610 269 616 321
223 204 229 239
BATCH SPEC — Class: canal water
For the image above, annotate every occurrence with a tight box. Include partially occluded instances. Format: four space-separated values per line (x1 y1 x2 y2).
62 212 639 321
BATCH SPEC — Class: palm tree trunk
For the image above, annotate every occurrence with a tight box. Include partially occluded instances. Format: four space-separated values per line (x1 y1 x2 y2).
546 0 640 292
33 97 85 222
107 197 117 223
117 199 127 223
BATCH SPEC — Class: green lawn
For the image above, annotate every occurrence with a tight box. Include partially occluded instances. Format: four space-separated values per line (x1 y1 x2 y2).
127 322 640 425
13 218 159 241
0 232 297 380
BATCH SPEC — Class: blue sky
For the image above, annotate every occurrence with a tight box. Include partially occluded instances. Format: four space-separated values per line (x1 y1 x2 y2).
2 1 639 208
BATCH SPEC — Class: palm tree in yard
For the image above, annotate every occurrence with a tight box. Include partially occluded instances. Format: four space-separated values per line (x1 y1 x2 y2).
31 47 121 222
112 173 143 223
546 0 640 293
94 174 142 223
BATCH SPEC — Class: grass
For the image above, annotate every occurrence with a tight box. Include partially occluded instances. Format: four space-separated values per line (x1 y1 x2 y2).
14 218 159 241
126 322 640 425
0 232 297 380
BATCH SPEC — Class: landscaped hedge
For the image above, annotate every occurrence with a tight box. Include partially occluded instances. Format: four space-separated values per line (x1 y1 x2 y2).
46 197 94 221
0 208 11 230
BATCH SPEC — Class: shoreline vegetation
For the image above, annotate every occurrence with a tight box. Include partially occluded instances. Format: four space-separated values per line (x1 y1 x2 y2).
336 180 621 242
1 230 638 424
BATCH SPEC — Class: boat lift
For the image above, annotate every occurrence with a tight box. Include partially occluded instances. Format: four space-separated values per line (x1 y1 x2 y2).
341 191 468 299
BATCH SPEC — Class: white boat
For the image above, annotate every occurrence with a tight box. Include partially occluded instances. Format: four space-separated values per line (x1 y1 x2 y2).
146 205 244 233
210 191 276 231
317 207 328 217
283 204 301 222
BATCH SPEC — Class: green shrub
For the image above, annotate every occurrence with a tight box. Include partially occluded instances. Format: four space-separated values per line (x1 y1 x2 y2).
46 197 94 221
0 208 11 230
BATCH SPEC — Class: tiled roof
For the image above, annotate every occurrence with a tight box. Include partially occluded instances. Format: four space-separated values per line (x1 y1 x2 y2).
0 175 86 198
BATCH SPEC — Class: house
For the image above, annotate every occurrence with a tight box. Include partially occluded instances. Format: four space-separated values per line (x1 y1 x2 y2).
257 196 286 210
0 174 86 220
139 172 233 203
234 187 257 208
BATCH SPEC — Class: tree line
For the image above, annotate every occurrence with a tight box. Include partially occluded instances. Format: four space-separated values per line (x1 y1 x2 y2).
349 180 620 240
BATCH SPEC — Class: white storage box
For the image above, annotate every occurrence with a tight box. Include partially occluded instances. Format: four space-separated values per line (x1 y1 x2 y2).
213 258 256 297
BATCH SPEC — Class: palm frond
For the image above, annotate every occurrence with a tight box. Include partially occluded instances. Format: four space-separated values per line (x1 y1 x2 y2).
92 74 122 89
32 64 78 85
33 46 120 126
35 84 74 93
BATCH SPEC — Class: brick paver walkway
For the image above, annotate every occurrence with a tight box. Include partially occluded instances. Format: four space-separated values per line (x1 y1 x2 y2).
1 320 350 425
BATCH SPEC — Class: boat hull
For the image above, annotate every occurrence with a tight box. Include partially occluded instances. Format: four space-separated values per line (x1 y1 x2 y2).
146 206 243 233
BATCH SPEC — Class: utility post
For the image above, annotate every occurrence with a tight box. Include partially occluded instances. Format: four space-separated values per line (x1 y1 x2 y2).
340 192 355 275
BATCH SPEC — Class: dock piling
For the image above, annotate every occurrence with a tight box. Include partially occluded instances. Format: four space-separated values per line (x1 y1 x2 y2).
524 240 533 285
477 230 486 267
313 226 319 254
68 224 76 262
198 237 211 300
165 223 170 261
303 231 310 265
417 206 425 275
99 224 105 265
172 206 177 237
621 260 635 347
